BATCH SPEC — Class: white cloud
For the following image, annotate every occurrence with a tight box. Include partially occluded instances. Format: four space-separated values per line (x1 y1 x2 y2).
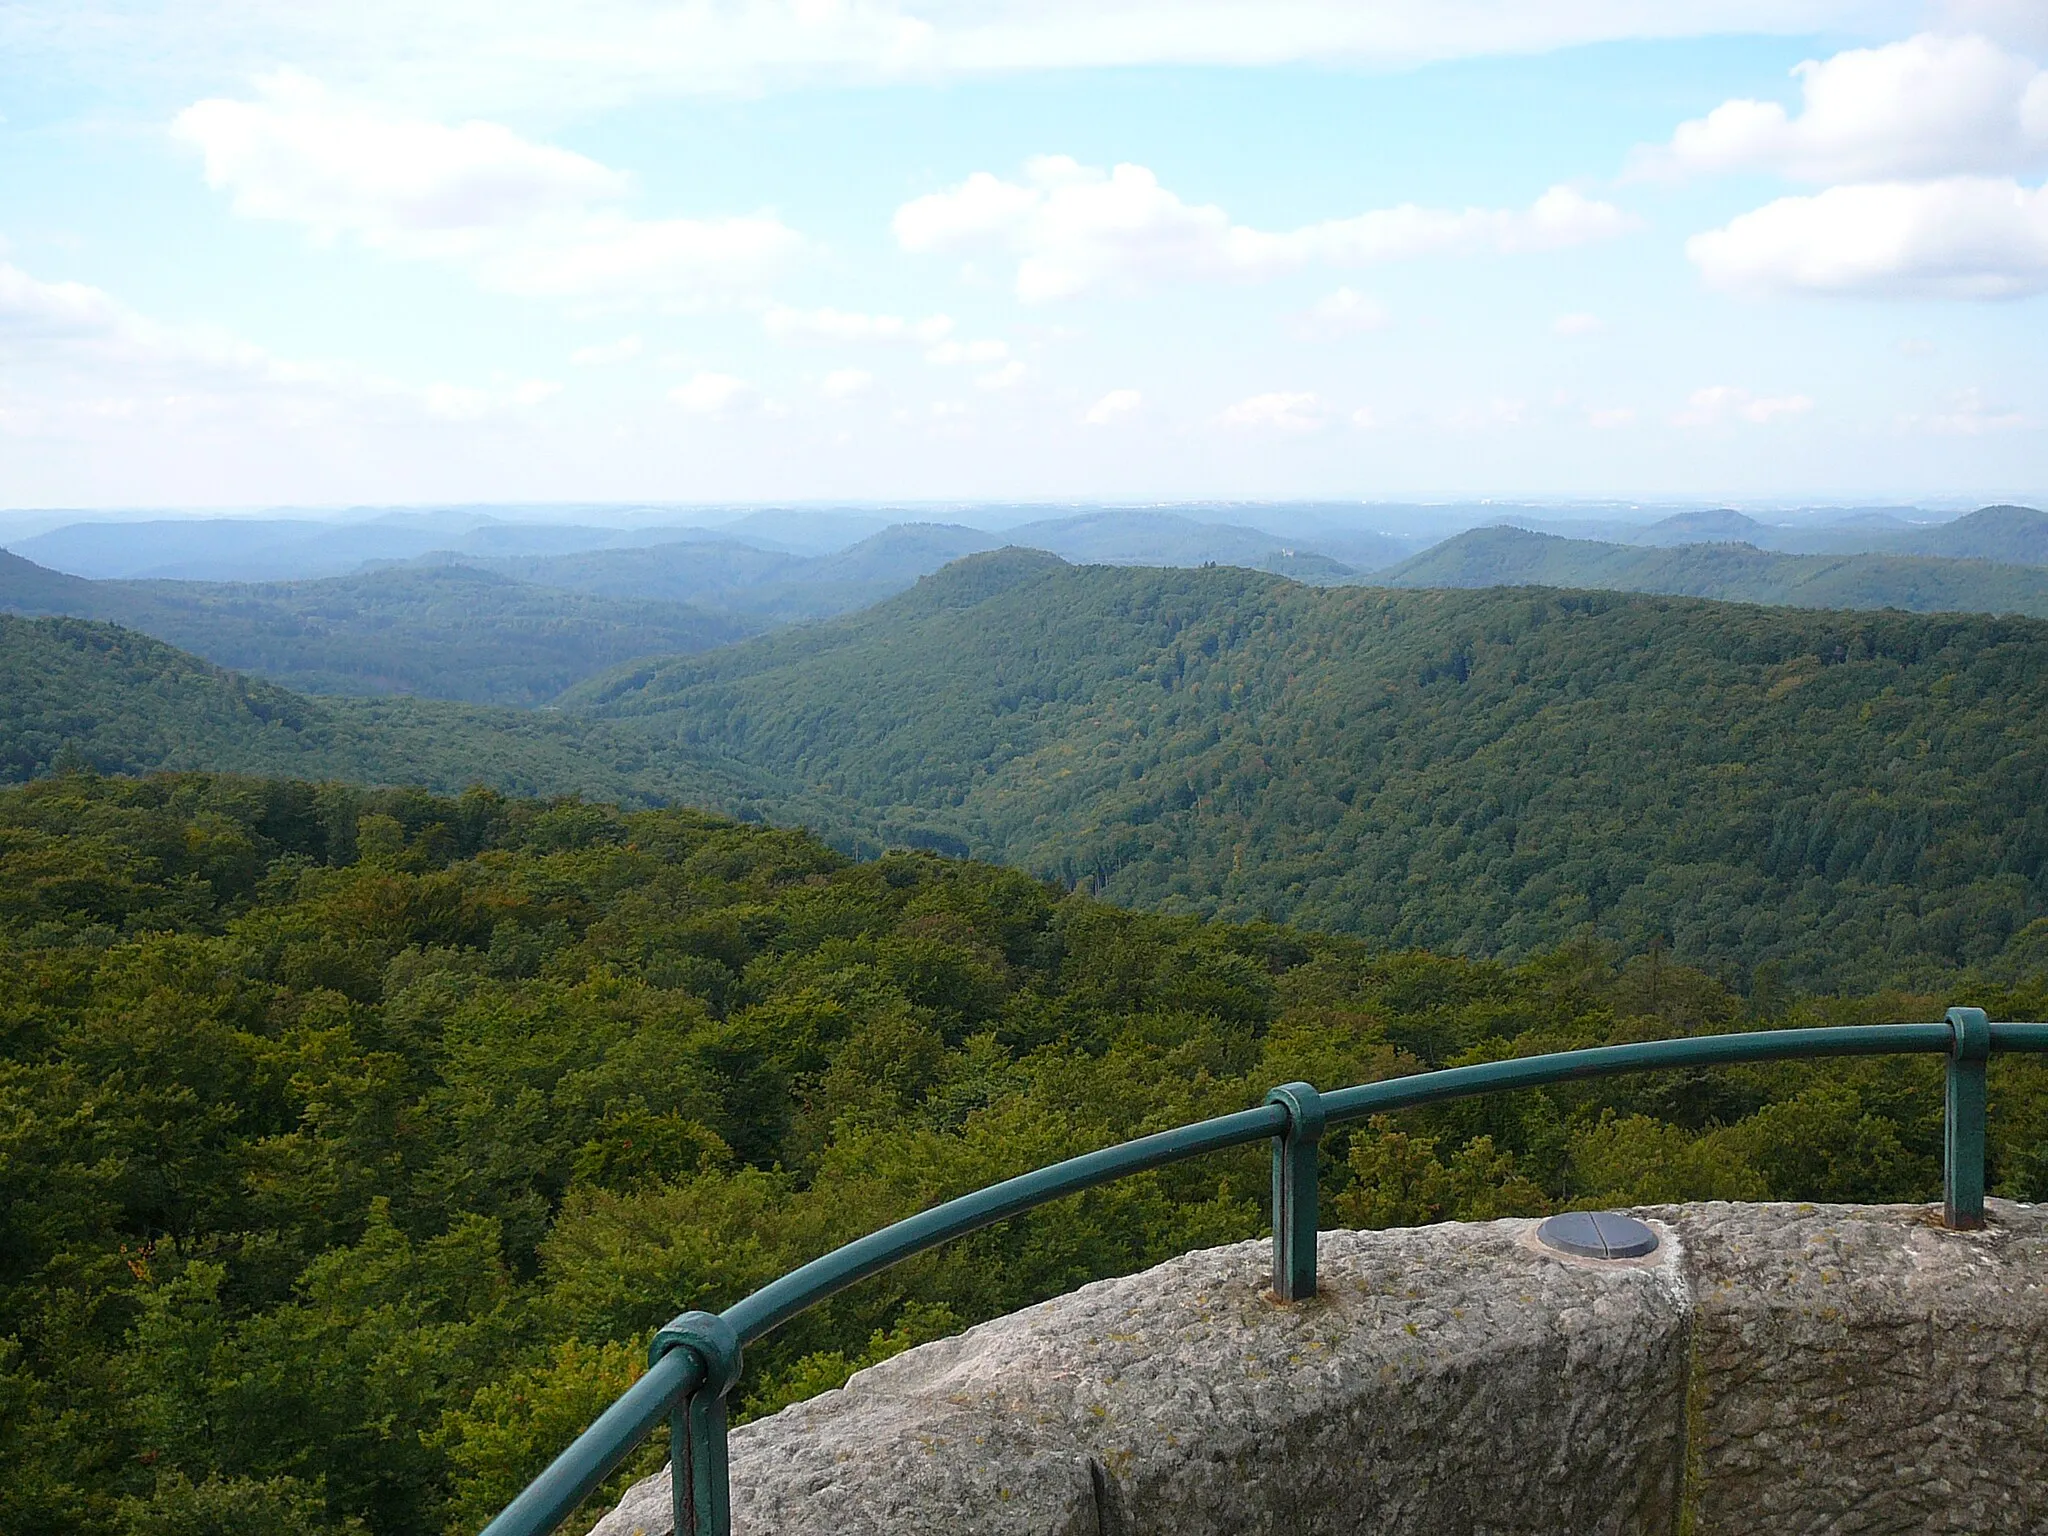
1443 396 1531 429
571 334 643 366
763 305 953 344
1672 385 1815 426
1553 310 1606 336
669 371 756 414
423 376 563 418
173 72 801 301
1084 388 1142 425
173 69 627 239
821 367 875 398
1302 286 1390 335
895 156 1637 300
1217 391 1327 433
1688 175 2048 298
7 3 1912 116
975 360 1026 390
1586 405 1637 428
484 215 799 301
1350 404 1382 429
926 337 1009 365
1903 386 2030 433
1640 33 2048 183
0 258 550 430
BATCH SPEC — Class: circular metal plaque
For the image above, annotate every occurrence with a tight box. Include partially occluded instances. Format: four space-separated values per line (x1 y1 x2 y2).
1536 1211 1659 1260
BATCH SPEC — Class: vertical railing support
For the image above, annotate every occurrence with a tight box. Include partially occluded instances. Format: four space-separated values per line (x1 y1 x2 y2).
1944 1006 1990 1231
650 1311 743 1536
1264 1081 1324 1301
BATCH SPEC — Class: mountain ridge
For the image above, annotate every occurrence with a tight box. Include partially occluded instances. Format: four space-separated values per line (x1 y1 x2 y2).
0 556 753 706
1384 524 2048 617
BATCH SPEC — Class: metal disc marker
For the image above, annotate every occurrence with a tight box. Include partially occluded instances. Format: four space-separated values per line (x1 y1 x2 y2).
1535 1211 1659 1259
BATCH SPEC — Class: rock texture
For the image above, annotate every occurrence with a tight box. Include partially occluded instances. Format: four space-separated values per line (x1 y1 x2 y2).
1670 1201 2048 1533
590 1201 2047 1536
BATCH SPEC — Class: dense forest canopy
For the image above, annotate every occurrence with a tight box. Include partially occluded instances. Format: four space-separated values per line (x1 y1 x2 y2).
5 771 2046 1536
0 613 821 820
13 554 2048 991
579 554 2048 990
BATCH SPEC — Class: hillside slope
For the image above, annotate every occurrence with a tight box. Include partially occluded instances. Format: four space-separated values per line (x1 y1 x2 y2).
0 558 751 706
0 613 809 819
1769 504 2048 563
1383 525 2048 617
576 553 2048 986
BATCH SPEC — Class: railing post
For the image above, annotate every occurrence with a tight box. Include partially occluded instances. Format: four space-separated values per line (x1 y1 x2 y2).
1944 1007 1990 1231
1264 1081 1324 1301
650 1311 743 1536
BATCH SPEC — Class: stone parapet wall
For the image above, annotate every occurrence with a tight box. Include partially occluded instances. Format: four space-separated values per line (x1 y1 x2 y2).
592 1201 2047 1535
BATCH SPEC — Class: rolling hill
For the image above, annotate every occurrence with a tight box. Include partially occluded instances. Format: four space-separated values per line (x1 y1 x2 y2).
5 509 774 581
0 556 752 706
465 523 1003 623
1892 504 2048 565
13 557 2048 987
572 551 2048 987
462 513 1361 620
0 612 800 816
1627 508 1775 546
1000 509 1359 580
1380 525 2048 618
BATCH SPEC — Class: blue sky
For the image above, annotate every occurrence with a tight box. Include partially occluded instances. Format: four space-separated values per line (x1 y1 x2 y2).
2 1 2044 509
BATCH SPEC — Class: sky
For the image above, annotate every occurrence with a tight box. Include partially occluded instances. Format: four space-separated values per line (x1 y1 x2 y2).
2 0 2046 510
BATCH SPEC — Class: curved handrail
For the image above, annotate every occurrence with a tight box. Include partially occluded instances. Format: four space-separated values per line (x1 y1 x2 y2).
484 1012 2046 1536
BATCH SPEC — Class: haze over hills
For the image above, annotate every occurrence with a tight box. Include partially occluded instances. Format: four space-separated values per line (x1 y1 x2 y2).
1828 504 2048 565
1496 503 2048 565
457 523 1006 623
1383 526 2048 619
456 512 1368 620
6 510 765 581
10 499 2047 725
14 553 2047 987
996 510 1381 578
0 555 752 706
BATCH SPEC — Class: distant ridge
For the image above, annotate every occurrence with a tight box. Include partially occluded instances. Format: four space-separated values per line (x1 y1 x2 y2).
461 522 1004 622
1909 504 2048 565
0 555 751 706
1628 508 1771 546
1382 524 2048 618
999 509 1361 580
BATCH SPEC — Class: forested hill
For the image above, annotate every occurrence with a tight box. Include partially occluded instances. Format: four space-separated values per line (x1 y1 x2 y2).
579 553 2048 988
1384 525 2048 617
0 613 804 820
12 561 2048 988
8 772 2043 1536
0 555 751 707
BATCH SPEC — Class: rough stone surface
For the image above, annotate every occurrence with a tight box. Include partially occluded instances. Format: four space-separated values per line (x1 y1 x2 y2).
1663 1200 2048 1534
589 1201 2048 1536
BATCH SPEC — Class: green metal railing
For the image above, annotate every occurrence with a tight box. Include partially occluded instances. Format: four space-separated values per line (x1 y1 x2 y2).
483 1008 2048 1536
